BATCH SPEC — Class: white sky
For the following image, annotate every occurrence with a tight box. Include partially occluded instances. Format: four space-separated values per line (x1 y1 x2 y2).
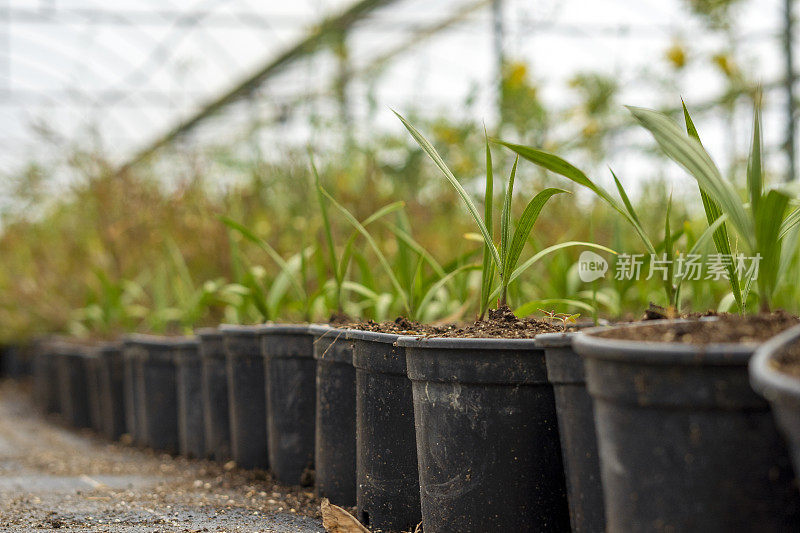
0 0 794 196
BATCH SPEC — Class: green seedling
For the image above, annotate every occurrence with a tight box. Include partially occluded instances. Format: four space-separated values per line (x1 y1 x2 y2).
629 96 800 311
539 308 581 331
395 111 614 318
497 134 727 313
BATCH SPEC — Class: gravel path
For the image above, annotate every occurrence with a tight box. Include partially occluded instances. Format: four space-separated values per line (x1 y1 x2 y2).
0 379 325 532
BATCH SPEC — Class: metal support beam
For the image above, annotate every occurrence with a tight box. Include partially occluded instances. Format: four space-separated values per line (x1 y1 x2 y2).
117 0 397 173
784 0 796 181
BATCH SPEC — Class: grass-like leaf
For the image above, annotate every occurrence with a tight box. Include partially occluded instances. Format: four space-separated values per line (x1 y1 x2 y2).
220 215 306 301
497 140 656 255
394 109 501 267
628 106 754 246
503 187 568 285
480 132 496 319
318 185 410 314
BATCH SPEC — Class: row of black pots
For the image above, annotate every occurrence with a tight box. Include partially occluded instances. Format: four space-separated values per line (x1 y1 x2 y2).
751 324 800 493
0 343 33 378
28 319 800 533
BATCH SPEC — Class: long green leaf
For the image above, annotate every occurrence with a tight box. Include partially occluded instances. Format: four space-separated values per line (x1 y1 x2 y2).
219 216 306 300
682 100 743 310
318 185 410 313
310 156 342 305
382 221 446 278
755 189 790 309
779 205 800 238
500 157 517 274
417 263 481 318
503 188 568 283
673 213 730 309
610 168 643 231
394 110 501 267
747 95 763 213
628 106 755 247
488 241 617 301
497 140 656 255
480 133 496 318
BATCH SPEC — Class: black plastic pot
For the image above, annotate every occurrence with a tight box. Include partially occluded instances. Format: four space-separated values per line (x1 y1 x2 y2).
54 342 93 428
309 325 356 506
261 324 316 486
346 329 421 532
398 336 570 533
198 327 231 461
535 332 604 532
85 350 104 432
751 323 800 477
221 325 269 469
94 342 127 441
130 335 180 453
175 337 205 458
33 338 60 414
122 337 144 444
1 344 32 378
575 321 800 532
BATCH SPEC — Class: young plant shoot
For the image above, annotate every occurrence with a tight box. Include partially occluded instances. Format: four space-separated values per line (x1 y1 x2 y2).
629 97 800 312
498 132 726 313
395 111 613 318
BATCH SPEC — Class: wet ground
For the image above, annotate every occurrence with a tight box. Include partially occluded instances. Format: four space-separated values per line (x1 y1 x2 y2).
0 379 325 532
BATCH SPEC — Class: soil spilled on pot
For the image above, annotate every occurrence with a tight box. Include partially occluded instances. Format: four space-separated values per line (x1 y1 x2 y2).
596 311 800 345
770 339 800 378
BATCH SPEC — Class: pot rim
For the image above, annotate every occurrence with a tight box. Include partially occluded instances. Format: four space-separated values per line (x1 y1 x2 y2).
258 322 310 335
750 323 800 398
218 324 263 337
124 333 198 348
574 319 755 365
533 331 576 349
397 335 543 350
343 328 400 344
308 324 350 341
195 327 222 339
307 324 330 336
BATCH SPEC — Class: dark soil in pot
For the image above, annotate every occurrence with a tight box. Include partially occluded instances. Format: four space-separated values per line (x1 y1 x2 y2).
175 337 205 458
261 324 316 486
198 327 230 461
576 314 800 533
54 343 93 429
309 324 356 506
345 327 422 533
397 308 570 533
535 332 604 533
94 342 126 441
129 335 181 453
221 325 269 470
751 323 800 478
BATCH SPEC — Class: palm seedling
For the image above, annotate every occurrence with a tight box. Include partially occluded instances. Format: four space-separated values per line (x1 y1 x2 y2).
313 158 474 321
629 97 800 312
220 216 314 322
395 111 614 319
497 131 727 313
